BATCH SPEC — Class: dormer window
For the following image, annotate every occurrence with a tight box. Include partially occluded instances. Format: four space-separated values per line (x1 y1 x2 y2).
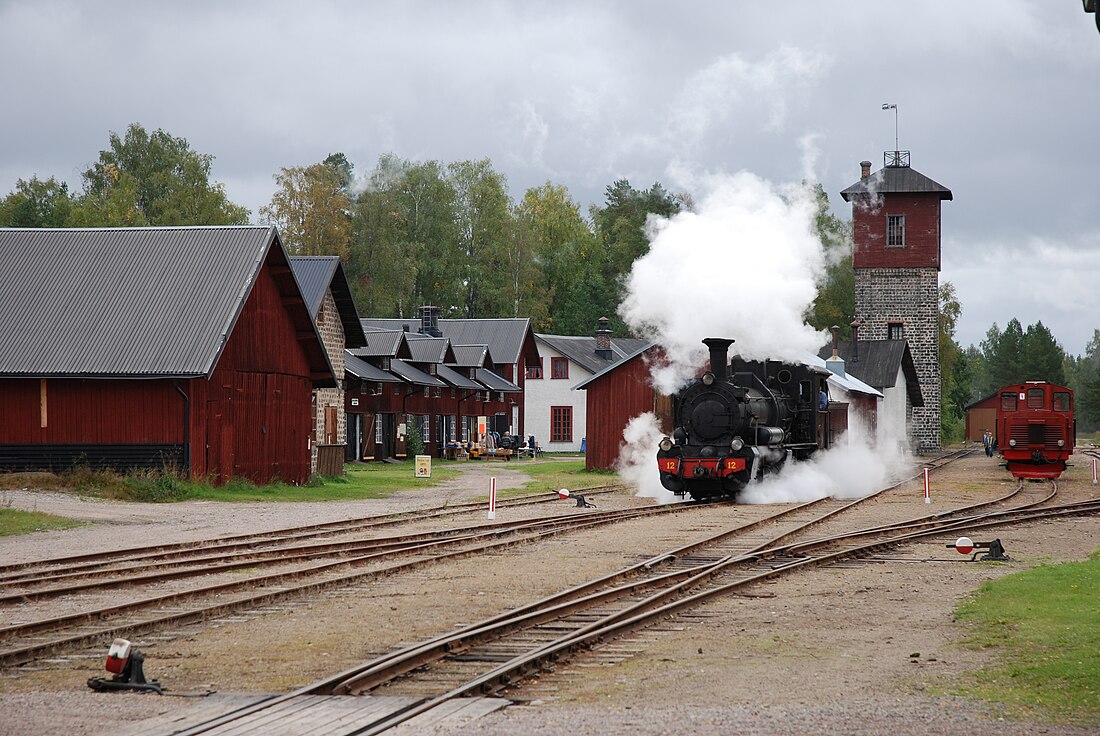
886 214 905 247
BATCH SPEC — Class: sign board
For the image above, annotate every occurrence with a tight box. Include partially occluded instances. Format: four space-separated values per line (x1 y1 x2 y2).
350 398 359 406
414 455 432 478
477 416 488 438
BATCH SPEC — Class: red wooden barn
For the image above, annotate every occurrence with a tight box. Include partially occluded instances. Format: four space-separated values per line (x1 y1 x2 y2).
575 344 668 471
963 392 999 443
0 226 334 485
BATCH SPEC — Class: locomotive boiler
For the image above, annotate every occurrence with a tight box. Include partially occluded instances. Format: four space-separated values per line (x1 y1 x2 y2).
657 337 833 501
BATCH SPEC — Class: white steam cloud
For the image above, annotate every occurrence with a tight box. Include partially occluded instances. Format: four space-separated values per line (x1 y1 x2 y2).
738 414 912 504
620 171 827 393
615 413 678 503
614 169 914 505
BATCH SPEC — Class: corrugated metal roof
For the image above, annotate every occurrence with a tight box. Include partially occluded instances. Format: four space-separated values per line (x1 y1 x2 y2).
840 165 952 201
344 352 403 383
536 333 650 375
435 362 482 390
475 367 521 392
801 353 883 398
389 358 447 387
573 342 658 390
360 317 531 364
289 256 366 349
449 344 495 368
0 226 286 377
351 330 411 359
816 340 923 407
405 335 453 364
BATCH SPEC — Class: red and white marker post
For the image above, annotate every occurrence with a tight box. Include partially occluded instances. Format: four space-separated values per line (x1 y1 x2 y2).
923 467 931 504
487 476 497 520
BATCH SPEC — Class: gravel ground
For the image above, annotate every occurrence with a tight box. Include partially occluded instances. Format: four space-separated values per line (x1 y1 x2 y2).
2 450 1099 736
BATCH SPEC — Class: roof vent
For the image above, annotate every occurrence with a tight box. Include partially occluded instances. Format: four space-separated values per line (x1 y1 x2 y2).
826 325 846 378
595 317 613 360
419 305 442 337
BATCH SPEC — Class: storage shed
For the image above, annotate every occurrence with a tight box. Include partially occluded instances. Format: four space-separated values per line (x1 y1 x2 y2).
963 393 999 443
0 226 334 485
573 344 667 471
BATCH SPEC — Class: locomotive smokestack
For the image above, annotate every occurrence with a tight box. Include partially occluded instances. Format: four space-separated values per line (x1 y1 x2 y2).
702 338 734 382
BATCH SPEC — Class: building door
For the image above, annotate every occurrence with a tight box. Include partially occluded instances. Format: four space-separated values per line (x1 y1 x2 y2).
324 406 338 444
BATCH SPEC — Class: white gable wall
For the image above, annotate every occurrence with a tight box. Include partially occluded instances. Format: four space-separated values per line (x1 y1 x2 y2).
879 364 912 451
523 343 590 452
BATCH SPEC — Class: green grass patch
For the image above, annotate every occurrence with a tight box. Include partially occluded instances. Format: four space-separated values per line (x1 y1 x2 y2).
1 461 463 503
949 549 1100 723
159 461 463 502
0 508 84 536
499 459 617 499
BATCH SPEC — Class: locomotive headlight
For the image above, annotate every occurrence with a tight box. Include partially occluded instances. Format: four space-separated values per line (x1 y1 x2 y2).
1009 439 1017 447
730 436 744 452
701 371 716 386
1058 439 1065 447
659 437 674 452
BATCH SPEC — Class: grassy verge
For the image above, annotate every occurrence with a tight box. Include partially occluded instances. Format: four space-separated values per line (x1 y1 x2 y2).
0 461 463 503
0 457 619 504
0 508 84 536
501 459 617 498
949 549 1100 724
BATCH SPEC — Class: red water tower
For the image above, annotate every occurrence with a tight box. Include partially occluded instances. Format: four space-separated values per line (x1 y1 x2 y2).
841 151 952 452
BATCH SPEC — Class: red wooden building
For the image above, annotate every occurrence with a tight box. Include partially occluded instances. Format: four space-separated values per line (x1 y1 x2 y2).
964 392 999 443
344 330 522 461
0 226 334 485
575 344 668 471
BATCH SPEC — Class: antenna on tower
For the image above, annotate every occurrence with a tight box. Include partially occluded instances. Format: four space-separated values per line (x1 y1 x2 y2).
881 103 898 151
881 103 907 167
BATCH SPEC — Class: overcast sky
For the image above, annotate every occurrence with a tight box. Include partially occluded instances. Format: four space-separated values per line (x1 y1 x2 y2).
3 1 1099 355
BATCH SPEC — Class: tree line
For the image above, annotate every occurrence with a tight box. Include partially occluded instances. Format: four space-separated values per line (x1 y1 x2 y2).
3 122 1098 435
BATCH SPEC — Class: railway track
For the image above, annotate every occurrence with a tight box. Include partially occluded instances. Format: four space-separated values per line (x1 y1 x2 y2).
157 448 1052 735
0 485 623 582
0 488 707 667
0 488 627 602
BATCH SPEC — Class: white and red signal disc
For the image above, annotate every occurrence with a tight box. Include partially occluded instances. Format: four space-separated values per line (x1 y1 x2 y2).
954 536 974 555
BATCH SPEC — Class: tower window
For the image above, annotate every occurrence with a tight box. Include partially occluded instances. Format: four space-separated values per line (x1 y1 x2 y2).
887 214 905 247
888 322 904 340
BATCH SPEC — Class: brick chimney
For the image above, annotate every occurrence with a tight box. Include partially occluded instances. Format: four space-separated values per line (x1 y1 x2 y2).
860 160 872 178
595 317 613 360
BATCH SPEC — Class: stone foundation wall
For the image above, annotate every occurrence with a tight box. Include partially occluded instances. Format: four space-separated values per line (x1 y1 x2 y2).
855 267 940 452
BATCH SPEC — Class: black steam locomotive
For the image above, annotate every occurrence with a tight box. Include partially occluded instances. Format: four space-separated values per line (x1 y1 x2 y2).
657 338 833 501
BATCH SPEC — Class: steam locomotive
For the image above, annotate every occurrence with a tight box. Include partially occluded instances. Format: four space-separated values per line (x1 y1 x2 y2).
657 338 834 501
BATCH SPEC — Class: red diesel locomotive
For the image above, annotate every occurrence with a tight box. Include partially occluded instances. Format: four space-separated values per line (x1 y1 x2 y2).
995 381 1075 480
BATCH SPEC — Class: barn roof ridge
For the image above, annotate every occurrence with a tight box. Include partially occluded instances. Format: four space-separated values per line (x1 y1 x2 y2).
0 226 334 385
289 255 367 349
